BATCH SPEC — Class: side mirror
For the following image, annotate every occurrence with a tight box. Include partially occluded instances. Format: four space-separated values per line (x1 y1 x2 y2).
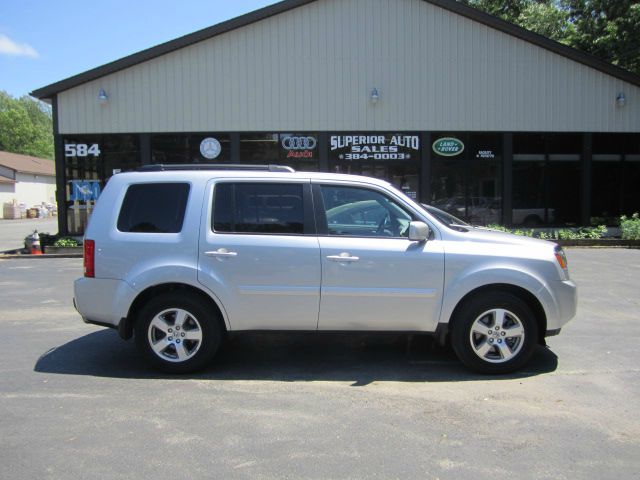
408 221 430 242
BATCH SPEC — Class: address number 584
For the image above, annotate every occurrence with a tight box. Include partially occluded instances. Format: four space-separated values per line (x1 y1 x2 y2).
65 143 101 157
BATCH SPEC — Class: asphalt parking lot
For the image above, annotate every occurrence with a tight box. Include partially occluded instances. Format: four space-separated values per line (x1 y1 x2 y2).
1 249 639 479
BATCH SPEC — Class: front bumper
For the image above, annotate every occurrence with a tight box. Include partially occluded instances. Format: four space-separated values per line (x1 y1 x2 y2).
548 279 578 330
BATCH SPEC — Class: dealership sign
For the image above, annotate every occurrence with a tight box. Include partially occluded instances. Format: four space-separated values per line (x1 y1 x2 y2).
200 137 222 159
70 180 101 202
432 137 464 157
330 135 419 161
281 135 317 158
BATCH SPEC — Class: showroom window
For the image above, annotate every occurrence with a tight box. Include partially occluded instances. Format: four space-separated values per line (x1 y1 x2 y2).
513 133 581 227
63 134 140 235
329 133 420 200
239 133 319 171
430 133 502 225
591 133 640 225
151 134 231 164
623 135 640 217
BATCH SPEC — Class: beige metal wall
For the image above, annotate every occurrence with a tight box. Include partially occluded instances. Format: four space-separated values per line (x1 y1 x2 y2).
57 0 639 134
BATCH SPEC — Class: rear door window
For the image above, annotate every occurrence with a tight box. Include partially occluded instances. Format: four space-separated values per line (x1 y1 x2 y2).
117 183 190 233
212 183 306 234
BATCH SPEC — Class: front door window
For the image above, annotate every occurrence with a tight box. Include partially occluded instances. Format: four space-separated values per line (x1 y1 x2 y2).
320 185 413 238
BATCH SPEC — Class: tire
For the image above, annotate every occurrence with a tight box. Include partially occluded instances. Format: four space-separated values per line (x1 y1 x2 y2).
450 291 538 374
134 292 222 373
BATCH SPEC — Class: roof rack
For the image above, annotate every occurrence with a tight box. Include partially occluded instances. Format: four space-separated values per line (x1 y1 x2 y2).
138 164 295 173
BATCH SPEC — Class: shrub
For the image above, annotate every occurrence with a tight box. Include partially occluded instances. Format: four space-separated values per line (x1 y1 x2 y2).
620 213 640 240
53 237 79 247
486 224 510 232
486 225 607 240
512 229 534 237
556 229 581 240
579 225 608 239
486 225 533 237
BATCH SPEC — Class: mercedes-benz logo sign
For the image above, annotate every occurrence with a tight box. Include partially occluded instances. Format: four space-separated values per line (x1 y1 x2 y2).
282 136 317 150
200 137 222 159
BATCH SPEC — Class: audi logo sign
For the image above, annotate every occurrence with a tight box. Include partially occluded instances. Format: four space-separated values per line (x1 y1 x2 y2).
281 136 317 150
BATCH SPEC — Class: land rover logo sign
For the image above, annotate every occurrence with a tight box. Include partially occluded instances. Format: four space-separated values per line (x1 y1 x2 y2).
432 137 464 157
200 137 222 159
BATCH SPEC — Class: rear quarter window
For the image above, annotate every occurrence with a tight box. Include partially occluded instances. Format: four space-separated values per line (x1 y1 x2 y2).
117 183 190 233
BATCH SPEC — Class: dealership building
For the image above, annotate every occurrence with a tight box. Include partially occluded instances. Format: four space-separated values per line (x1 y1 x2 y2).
32 0 640 235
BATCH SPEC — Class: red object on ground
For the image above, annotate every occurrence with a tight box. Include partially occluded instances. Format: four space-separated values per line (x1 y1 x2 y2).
30 233 42 255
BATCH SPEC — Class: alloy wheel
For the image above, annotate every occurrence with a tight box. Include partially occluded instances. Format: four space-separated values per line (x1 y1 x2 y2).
147 308 203 363
469 308 525 363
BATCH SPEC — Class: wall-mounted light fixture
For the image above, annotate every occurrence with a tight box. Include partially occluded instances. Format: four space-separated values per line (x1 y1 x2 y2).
98 89 109 105
616 92 626 107
370 87 379 104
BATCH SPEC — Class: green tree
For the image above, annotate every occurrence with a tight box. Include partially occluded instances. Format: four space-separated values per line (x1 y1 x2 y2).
458 0 551 24
518 2 574 42
564 0 640 75
0 91 54 159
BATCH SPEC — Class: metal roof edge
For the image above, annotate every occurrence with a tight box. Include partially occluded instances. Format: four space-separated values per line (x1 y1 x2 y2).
30 0 640 99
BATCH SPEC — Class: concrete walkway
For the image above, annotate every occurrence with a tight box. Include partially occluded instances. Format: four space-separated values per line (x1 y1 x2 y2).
0 218 59 252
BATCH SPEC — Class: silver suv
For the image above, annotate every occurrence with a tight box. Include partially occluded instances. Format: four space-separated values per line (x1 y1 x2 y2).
74 165 577 374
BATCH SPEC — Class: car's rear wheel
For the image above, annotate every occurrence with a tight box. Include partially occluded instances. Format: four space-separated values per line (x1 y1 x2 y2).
135 292 222 373
451 292 538 374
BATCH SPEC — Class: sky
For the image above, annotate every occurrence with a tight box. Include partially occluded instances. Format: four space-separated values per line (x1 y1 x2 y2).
0 0 280 99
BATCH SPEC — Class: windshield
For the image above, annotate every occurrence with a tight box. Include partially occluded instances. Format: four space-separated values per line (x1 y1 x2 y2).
420 204 469 228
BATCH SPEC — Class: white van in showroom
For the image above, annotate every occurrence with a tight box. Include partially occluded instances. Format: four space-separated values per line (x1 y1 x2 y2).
74 165 577 374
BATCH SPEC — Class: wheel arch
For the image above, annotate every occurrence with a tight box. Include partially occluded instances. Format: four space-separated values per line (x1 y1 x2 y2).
444 284 547 345
121 283 229 339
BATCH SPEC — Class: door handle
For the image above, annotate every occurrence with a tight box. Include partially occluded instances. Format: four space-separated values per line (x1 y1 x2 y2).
327 253 359 262
204 249 238 258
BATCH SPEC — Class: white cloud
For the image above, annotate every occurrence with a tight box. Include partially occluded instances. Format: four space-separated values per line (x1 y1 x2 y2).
0 34 39 58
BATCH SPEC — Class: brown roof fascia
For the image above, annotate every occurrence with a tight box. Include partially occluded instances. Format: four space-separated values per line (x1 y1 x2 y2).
30 0 640 100
0 151 56 176
0 175 17 184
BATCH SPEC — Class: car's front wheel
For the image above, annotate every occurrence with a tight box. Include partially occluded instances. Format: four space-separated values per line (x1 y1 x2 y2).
451 292 538 374
135 292 222 373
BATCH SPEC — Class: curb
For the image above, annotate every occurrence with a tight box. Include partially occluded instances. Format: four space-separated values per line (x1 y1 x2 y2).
557 240 640 248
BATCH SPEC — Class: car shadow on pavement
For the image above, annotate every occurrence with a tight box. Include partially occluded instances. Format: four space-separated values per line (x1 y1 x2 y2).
34 329 558 384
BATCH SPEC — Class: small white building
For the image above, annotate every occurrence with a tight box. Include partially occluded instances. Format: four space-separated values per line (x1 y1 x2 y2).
0 151 56 219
